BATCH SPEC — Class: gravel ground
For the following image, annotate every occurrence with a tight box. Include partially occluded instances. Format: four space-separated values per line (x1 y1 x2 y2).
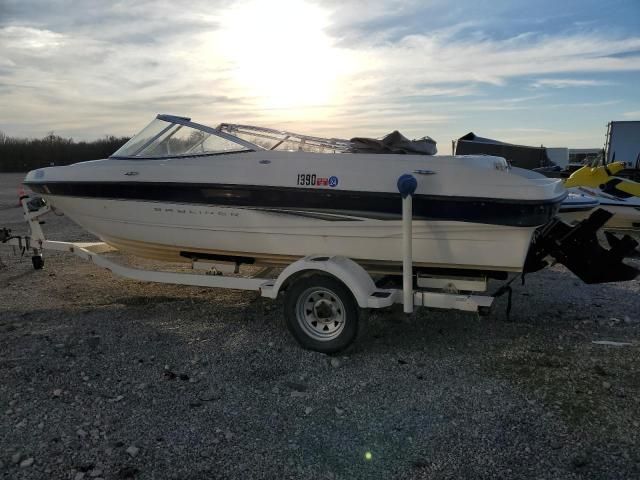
1 172 639 480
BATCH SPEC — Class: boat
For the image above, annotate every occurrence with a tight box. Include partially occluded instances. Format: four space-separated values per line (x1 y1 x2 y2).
21 114 571 277
557 189 601 220
559 162 640 230
564 161 640 197
559 186 640 230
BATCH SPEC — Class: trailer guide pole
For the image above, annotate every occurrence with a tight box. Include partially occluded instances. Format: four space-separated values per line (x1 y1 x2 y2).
397 174 418 314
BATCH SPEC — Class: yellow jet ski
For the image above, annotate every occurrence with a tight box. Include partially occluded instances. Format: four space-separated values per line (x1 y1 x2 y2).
564 161 640 198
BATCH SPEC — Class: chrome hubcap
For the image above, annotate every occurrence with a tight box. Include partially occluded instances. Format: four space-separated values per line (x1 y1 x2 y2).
296 287 346 341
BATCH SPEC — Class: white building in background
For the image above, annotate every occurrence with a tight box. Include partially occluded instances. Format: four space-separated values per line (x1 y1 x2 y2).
605 121 640 166
545 148 569 168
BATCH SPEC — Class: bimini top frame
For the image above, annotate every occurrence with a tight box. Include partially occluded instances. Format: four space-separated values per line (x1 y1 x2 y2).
217 123 352 153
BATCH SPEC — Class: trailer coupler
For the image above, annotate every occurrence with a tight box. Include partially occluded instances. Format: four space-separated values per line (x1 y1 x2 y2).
524 209 639 284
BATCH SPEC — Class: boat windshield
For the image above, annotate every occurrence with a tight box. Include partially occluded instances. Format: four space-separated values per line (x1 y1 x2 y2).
111 115 256 158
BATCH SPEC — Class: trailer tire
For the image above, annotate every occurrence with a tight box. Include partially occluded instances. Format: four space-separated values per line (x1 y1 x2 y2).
284 274 360 353
32 255 44 270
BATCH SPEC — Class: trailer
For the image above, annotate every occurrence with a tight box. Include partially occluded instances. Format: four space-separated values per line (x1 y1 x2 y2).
4 173 638 352
1 178 496 353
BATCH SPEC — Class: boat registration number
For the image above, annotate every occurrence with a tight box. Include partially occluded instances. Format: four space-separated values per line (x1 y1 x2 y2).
296 174 339 188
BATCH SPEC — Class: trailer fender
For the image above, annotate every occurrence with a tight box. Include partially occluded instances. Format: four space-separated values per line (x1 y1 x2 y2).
261 255 379 308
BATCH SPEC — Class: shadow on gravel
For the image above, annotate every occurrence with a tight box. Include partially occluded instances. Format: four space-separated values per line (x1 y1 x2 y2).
109 295 198 306
483 340 640 478
2 252 640 479
0 266 42 287
1 302 298 479
476 267 640 479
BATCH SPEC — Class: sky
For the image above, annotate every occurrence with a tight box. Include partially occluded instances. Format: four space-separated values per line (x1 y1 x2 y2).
0 0 639 150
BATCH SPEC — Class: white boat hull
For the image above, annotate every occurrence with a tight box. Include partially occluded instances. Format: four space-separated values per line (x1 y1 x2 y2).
48 195 537 273
558 187 640 231
560 204 640 230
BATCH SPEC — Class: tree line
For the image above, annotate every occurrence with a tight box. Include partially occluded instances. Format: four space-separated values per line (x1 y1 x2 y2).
0 131 130 172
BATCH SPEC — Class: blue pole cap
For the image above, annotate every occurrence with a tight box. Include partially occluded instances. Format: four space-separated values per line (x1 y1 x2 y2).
397 174 417 198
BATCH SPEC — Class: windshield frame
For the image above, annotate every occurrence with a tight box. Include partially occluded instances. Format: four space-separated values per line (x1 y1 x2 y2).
218 123 352 153
109 114 262 159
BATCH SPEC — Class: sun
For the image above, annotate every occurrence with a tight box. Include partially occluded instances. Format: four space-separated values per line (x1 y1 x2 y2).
217 0 346 109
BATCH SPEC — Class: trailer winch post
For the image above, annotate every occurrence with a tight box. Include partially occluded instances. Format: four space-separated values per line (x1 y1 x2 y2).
397 174 417 314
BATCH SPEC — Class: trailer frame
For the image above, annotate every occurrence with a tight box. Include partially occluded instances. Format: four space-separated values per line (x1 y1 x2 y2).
2 177 496 352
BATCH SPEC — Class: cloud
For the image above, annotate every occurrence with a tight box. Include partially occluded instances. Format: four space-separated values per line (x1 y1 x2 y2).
0 0 639 148
531 78 614 88
361 30 640 91
548 100 621 108
623 111 640 118
0 26 65 50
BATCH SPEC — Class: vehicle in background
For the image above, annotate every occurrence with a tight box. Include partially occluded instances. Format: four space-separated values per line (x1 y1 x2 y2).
565 148 603 174
569 148 602 165
454 132 553 170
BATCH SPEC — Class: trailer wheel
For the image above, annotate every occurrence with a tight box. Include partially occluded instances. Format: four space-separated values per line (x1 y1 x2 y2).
32 255 44 270
284 274 360 353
